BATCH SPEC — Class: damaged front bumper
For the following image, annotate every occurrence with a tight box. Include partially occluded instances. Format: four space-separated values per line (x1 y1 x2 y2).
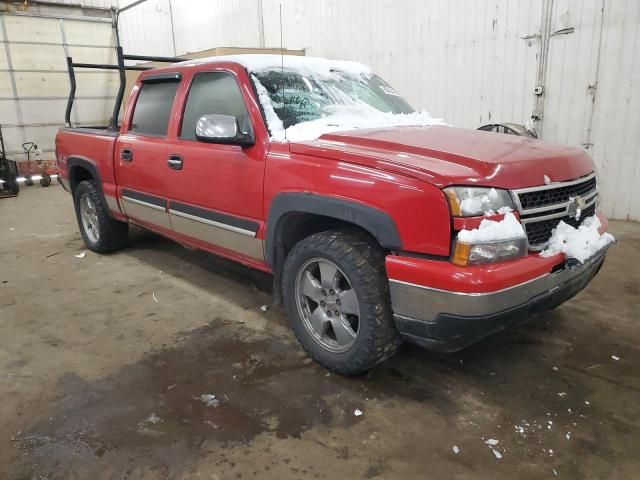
388 245 611 352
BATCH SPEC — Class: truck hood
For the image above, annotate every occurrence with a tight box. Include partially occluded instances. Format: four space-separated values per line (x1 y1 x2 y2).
288 126 594 189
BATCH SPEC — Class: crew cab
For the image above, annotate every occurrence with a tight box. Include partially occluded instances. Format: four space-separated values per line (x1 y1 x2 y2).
56 54 613 374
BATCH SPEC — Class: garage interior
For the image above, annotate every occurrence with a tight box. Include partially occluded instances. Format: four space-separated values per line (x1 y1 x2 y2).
1 1 639 479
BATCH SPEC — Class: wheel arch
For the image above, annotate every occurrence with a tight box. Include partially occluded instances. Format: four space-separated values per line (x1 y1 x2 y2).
67 157 112 217
265 192 402 270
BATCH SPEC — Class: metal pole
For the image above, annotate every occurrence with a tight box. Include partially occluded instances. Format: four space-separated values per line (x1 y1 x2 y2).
65 57 76 127
168 0 178 56
118 0 150 14
110 46 127 131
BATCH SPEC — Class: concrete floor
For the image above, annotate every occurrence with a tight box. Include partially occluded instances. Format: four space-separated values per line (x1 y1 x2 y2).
1 185 639 480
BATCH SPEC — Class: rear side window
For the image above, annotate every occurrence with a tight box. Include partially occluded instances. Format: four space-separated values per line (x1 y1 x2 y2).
130 81 179 136
180 72 252 140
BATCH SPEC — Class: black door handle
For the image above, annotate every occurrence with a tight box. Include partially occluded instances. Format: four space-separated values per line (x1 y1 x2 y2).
121 149 133 162
167 154 183 170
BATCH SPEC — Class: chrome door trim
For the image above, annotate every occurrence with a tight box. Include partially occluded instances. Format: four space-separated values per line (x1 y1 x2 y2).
123 196 166 212
169 208 256 237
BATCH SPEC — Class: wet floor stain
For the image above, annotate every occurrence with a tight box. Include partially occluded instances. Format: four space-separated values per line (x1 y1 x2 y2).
10 321 374 479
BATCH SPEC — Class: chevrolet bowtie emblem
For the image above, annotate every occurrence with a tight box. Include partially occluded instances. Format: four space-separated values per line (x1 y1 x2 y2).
568 196 587 221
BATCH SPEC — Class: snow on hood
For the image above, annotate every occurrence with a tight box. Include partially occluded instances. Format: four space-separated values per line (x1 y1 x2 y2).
540 215 614 263
272 103 447 142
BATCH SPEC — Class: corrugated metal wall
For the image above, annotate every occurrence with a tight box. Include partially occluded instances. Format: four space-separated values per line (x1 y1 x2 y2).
102 1 640 220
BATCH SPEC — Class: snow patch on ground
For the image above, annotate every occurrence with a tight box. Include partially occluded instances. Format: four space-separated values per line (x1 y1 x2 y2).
457 211 526 243
199 394 220 407
540 215 614 263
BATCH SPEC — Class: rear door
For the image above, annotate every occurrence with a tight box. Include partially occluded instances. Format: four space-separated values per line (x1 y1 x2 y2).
165 69 266 262
115 74 181 232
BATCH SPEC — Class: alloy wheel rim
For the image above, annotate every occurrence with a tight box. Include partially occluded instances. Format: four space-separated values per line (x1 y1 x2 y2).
295 257 361 353
80 193 100 243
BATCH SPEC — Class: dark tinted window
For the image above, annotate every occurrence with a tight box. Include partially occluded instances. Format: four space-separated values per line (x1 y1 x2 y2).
130 81 179 136
180 72 252 140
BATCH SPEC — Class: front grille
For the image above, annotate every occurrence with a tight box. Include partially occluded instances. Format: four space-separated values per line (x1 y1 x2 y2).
524 203 596 247
518 176 597 210
514 173 598 249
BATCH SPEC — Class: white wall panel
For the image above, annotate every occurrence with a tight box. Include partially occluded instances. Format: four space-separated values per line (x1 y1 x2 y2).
116 0 176 56
1 7 116 155
588 0 640 220
3 15 63 43
171 0 262 54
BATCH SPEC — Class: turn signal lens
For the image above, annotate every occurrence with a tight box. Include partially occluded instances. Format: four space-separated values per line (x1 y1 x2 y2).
452 241 471 266
444 189 462 216
452 238 527 266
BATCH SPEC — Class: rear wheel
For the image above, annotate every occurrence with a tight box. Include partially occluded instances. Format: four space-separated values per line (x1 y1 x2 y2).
73 180 128 253
25 177 34 187
282 230 401 375
40 173 51 187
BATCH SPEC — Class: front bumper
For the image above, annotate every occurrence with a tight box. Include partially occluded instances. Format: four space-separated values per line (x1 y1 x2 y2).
388 246 610 352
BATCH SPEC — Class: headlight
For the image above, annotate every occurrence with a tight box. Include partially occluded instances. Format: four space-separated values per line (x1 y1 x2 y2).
452 238 527 266
444 187 514 217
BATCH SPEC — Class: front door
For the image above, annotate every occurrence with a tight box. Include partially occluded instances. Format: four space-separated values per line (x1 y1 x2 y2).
165 70 265 261
115 77 181 231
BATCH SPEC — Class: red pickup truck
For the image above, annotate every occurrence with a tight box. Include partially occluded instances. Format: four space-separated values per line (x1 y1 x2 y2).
56 54 612 374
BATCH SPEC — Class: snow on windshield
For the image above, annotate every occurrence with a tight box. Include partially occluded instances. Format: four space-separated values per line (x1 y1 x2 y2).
245 56 446 141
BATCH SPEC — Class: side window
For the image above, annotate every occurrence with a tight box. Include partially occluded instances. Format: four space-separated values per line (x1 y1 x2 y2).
180 72 252 140
130 81 179 136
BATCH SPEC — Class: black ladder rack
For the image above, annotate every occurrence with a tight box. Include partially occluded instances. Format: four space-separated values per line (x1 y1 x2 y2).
65 46 184 130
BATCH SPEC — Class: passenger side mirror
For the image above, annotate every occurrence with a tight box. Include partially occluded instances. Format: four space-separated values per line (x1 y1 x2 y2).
195 114 254 147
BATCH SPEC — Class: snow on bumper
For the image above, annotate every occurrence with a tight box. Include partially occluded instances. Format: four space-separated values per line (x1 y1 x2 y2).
540 214 615 263
386 212 613 352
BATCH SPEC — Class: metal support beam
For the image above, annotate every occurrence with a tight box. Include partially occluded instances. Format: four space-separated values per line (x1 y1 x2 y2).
65 57 77 127
118 0 150 14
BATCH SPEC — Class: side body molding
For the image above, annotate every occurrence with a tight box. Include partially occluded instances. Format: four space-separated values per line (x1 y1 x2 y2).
265 192 403 267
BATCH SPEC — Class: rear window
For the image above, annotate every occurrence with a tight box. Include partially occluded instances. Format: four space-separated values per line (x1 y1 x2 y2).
130 81 179 136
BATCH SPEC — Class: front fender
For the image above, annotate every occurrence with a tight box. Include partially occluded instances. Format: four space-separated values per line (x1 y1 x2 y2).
265 192 402 267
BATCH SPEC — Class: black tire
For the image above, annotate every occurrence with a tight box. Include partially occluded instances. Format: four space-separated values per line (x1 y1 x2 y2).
40 173 51 187
25 177 34 187
73 180 128 253
8 179 19 195
282 230 401 375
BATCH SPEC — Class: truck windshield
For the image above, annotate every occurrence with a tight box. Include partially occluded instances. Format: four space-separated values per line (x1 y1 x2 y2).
252 69 415 130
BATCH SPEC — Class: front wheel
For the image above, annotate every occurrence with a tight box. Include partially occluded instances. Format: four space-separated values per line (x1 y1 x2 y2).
73 180 128 253
282 230 401 375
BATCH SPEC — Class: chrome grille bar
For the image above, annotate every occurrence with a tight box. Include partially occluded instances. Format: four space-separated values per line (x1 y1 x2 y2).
511 172 599 249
